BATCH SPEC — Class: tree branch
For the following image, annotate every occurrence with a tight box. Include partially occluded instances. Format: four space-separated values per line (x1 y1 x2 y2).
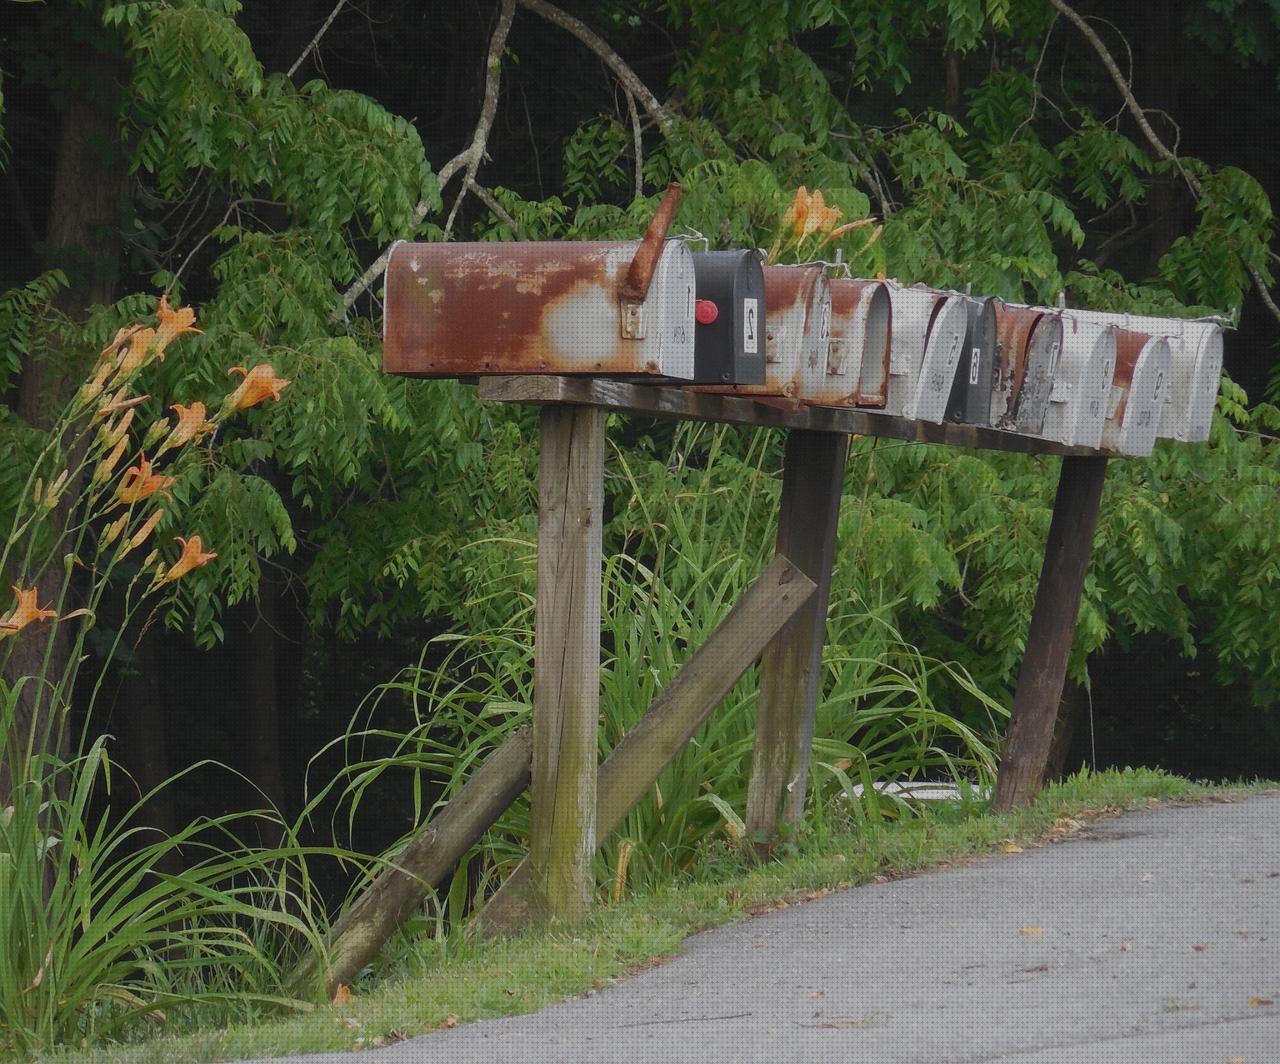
286 0 349 80
470 181 524 238
517 0 674 134
625 89 644 201
1048 0 1280 328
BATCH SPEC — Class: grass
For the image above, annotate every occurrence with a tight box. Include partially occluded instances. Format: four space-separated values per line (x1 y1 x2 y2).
39 767 1277 1064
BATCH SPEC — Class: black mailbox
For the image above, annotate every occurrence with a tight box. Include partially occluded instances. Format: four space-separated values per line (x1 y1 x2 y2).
945 296 998 426
690 250 766 385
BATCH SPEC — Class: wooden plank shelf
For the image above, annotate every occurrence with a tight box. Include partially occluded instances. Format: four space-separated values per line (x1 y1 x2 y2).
477 375 1114 458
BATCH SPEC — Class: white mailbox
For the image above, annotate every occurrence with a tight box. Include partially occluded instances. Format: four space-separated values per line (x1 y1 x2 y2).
1068 309 1223 443
885 284 968 422
798 278 891 407
1101 329 1173 456
1040 317 1117 449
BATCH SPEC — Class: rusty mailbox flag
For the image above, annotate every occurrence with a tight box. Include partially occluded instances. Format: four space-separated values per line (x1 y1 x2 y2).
885 284 969 423
1039 317 1117 449
797 278 891 406
382 185 696 380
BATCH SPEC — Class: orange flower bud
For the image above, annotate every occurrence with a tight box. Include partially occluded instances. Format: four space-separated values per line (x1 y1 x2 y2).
93 437 129 485
161 535 217 583
115 327 157 378
121 509 165 557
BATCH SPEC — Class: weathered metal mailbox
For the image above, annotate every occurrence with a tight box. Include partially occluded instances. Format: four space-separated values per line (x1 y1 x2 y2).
1039 317 1117 449
1067 310 1222 443
991 304 1063 434
945 296 998 426
1101 329 1172 456
797 277 891 406
885 284 969 423
705 265 830 398
689 250 767 385
382 238 697 379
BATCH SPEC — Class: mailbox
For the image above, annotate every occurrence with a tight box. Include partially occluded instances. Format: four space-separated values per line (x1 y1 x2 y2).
991 304 1062 433
885 284 968 422
1066 310 1222 443
690 250 767 385
1040 317 1117 449
945 297 998 426
382 239 696 379
1101 329 1172 456
797 278 891 406
704 265 830 398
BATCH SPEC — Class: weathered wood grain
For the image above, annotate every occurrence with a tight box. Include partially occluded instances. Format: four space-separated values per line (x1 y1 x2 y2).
477 375 1109 457
993 455 1109 811
745 430 848 852
477 555 817 935
289 727 533 999
529 404 605 921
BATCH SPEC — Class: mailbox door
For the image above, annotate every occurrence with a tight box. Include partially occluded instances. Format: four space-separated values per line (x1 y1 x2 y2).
1009 312 1063 434
383 239 696 379
990 304 1040 428
690 250 766 385
885 285 938 416
1041 319 1116 448
1102 333 1172 456
945 297 998 426
903 295 968 423
801 276 883 405
852 281 892 407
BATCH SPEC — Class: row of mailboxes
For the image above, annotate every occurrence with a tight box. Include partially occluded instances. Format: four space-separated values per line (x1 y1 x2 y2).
381 236 1222 457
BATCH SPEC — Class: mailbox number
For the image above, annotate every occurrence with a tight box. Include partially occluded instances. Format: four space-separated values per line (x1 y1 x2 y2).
743 298 759 355
968 347 981 385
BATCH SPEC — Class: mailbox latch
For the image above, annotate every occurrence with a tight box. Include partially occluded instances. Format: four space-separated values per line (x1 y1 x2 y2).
620 302 647 340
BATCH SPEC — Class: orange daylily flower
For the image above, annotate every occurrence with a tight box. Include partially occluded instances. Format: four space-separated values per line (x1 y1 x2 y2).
115 327 157 378
0 587 58 637
164 402 212 449
225 364 290 412
162 536 217 583
153 295 201 358
115 454 175 506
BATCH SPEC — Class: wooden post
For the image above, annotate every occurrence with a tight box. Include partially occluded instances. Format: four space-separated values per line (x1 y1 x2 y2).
477 555 817 935
745 429 848 850
529 404 604 921
289 728 533 999
993 455 1109 811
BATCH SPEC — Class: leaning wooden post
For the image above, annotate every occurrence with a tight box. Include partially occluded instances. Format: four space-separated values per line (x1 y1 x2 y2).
993 454 1109 811
745 429 848 850
529 404 604 920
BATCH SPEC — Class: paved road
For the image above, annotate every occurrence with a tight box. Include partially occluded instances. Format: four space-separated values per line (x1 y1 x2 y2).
256 794 1280 1064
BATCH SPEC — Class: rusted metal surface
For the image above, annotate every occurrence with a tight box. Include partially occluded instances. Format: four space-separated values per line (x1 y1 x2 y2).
806 278 891 407
1041 318 1116 449
701 265 829 398
618 182 683 305
1101 329 1172 456
1010 310 1063 434
990 303 1041 428
383 239 695 379
1068 309 1223 443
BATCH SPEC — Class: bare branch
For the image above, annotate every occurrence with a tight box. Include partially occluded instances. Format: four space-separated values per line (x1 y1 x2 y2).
625 90 644 201
517 0 674 133
469 181 524 238
287 0 349 80
1049 0 1280 329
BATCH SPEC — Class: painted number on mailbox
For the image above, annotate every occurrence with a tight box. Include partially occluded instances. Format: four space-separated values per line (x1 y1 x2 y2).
743 298 759 355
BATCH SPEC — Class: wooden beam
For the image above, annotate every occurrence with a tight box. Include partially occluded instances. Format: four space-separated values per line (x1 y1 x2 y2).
745 430 848 850
290 727 533 1000
993 455 1109 811
477 375 1108 458
477 555 817 935
529 404 605 921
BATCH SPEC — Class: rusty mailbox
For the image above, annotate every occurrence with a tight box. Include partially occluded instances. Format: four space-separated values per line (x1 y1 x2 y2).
689 250 766 385
990 304 1063 434
1039 318 1117 449
885 284 969 422
705 264 830 398
1099 329 1172 456
1067 310 1222 443
797 278 891 406
945 296 998 426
